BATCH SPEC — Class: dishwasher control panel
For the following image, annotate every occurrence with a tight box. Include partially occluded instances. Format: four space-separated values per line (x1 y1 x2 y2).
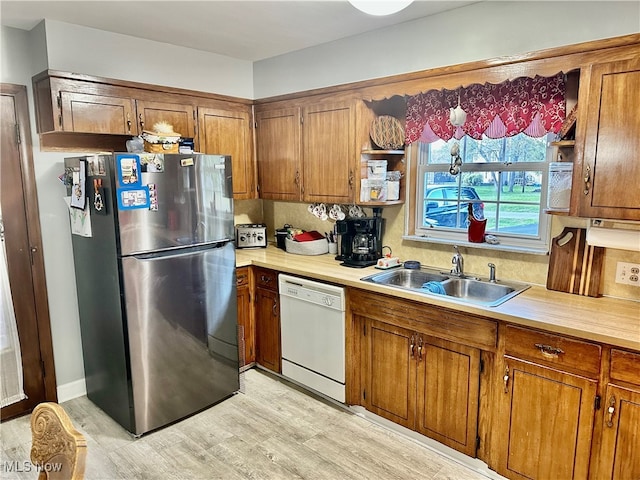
279 274 345 311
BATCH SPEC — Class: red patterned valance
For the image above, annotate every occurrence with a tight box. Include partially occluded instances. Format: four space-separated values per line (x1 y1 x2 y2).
405 73 566 144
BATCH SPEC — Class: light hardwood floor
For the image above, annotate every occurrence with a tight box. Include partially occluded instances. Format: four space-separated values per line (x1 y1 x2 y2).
2 369 493 479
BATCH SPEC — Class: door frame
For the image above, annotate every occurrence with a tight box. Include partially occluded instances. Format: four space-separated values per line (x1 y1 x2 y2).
1 83 57 419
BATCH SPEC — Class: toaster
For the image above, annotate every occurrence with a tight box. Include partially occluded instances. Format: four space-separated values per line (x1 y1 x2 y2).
235 223 267 249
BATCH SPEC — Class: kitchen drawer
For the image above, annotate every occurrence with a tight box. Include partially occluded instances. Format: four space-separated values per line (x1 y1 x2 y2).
254 267 278 292
504 325 601 377
236 267 250 287
610 349 640 386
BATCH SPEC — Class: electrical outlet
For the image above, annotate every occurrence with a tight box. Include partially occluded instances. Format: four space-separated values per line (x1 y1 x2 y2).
615 262 640 287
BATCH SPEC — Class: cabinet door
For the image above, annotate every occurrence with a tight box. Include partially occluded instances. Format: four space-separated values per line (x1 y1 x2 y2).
255 107 302 201
136 100 195 140
255 287 280 373
198 107 255 199
496 357 597 480
363 319 416 429
302 102 355 204
60 92 136 134
596 384 640 480
236 267 254 366
415 338 480 456
578 57 640 220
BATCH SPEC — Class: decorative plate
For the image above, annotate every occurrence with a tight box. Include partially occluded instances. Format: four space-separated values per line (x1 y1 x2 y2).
370 115 405 150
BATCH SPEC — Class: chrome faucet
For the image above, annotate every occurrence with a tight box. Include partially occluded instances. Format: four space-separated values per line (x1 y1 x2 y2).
488 263 496 282
451 245 464 276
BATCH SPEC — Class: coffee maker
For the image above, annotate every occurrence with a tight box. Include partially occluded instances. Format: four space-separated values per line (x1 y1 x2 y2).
336 214 384 268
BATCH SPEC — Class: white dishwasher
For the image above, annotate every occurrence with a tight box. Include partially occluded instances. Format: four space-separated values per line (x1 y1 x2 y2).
279 274 346 403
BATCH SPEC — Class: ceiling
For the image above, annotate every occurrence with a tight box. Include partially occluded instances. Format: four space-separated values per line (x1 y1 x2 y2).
1 1 477 61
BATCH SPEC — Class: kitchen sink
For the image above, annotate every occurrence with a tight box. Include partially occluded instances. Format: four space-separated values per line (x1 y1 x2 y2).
362 268 449 289
360 268 529 307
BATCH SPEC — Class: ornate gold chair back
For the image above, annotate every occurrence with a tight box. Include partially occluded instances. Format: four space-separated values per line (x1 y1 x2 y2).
30 402 87 480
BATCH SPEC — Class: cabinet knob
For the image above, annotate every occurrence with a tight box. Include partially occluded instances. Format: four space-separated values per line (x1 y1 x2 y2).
139 113 145 131
409 335 415 359
583 164 591 195
127 113 132 133
503 366 510 393
606 395 616 428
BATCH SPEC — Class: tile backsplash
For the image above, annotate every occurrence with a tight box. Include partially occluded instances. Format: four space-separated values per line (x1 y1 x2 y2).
235 199 640 301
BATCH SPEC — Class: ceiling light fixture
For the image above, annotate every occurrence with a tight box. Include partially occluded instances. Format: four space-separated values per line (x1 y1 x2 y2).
348 1 414 16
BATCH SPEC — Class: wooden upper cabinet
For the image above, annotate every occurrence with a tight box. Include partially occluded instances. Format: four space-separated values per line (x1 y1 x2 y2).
198 107 255 199
302 102 355 204
255 107 302 201
136 100 195 139
576 57 640 220
59 91 136 135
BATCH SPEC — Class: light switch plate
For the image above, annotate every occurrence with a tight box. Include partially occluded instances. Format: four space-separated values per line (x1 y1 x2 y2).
615 262 640 286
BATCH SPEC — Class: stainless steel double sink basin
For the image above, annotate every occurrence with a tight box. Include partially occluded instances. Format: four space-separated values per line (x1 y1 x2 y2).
360 267 529 307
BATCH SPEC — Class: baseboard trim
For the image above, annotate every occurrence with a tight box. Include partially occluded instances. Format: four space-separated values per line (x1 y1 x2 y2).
57 378 86 403
349 406 507 480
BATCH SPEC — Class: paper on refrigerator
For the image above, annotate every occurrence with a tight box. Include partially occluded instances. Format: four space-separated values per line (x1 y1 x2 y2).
64 196 92 237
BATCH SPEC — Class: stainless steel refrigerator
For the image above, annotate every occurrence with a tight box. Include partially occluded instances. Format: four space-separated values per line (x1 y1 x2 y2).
64 153 239 436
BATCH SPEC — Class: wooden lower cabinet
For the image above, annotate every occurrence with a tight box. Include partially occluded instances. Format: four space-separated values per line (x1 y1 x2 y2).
592 349 640 479
254 268 280 373
361 316 481 456
236 267 254 367
494 356 597 480
363 319 415 428
415 338 480 456
595 384 640 479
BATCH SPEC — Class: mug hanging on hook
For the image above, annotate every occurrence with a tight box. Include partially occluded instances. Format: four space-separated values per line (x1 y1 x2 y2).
449 91 467 127
448 90 466 176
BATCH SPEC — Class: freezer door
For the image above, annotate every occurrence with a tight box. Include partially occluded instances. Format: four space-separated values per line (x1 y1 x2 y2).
121 241 239 435
115 154 234 255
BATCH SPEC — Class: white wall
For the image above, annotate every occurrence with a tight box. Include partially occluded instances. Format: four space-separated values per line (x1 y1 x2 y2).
2 25 87 395
253 1 640 98
2 1 639 399
44 20 254 98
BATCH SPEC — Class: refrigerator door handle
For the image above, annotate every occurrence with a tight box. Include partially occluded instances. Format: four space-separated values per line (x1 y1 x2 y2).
129 241 232 260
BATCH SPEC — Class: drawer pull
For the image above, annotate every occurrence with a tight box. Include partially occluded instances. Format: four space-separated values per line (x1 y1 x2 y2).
606 396 616 428
410 335 415 359
534 343 564 359
417 337 423 362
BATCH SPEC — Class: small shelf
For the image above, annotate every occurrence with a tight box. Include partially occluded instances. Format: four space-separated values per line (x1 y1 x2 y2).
361 149 405 155
359 200 404 207
550 140 576 147
544 209 570 216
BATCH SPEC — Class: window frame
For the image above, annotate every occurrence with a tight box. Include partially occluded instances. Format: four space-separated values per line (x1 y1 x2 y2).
403 137 553 255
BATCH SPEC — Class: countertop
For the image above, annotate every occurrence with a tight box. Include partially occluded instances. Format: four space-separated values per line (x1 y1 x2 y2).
236 246 640 352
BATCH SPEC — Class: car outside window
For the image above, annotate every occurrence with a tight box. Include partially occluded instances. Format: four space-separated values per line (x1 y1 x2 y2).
412 133 553 253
